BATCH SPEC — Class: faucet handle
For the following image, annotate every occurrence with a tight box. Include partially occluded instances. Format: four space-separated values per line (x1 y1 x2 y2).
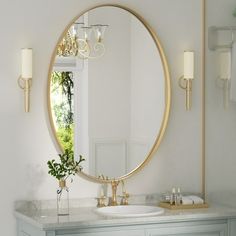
95 195 107 208
120 180 129 205
120 192 129 205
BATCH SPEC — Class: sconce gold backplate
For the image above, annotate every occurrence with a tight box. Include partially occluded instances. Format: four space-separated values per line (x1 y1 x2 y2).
178 76 192 110
18 77 32 112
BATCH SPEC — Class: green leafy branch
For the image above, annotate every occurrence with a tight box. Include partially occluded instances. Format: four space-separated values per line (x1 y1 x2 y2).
47 149 85 181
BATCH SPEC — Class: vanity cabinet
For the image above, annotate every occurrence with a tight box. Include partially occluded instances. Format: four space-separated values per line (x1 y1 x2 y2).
146 221 228 236
17 219 45 236
17 218 235 236
15 204 236 236
60 222 228 236
63 230 144 236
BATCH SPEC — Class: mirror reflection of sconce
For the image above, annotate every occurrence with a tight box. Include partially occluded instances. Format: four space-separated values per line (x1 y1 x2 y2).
18 48 33 112
178 51 194 110
217 51 231 109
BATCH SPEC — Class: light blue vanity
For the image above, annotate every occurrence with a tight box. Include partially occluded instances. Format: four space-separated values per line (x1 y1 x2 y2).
15 201 236 236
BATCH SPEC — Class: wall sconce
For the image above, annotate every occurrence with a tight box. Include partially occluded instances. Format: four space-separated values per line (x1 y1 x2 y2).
217 51 231 109
18 48 33 112
178 51 194 110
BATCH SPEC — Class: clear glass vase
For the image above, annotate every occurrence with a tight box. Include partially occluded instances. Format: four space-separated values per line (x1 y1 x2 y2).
57 180 69 216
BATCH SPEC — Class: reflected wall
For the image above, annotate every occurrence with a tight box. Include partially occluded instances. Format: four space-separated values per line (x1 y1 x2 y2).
206 0 236 204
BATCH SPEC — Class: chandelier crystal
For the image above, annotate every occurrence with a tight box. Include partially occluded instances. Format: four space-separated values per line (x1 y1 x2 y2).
57 23 108 59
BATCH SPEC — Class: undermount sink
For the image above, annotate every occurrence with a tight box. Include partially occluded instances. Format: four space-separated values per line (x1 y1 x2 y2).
94 205 164 218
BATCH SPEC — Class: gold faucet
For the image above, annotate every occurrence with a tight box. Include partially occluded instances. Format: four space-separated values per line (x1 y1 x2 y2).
95 195 106 208
109 180 120 206
120 180 129 205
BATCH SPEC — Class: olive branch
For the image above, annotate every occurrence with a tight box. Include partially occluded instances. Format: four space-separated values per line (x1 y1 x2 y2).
47 149 85 181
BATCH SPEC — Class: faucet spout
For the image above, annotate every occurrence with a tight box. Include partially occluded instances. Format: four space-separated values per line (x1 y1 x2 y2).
110 180 119 206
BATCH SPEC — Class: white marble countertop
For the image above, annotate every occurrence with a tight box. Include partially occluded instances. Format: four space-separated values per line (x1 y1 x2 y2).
14 203 236 231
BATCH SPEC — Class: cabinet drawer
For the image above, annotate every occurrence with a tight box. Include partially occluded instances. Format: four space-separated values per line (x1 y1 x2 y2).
146 223 227 236
20 230 31 236
63 229 144 236
17 220 46 236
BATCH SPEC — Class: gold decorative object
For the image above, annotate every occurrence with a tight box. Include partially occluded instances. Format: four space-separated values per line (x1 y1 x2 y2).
159 202 208 210
178 51 194 111
57 23 108 59
47 4 171 184
18 48 33 112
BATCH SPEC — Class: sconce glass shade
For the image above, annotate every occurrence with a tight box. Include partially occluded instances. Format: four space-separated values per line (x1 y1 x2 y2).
72 23 84 38
81 26 93 41
219 51 231 80
92 24 108 42
71 25 77 37
21 48 32 79
184 51 194 79
19 48 33 112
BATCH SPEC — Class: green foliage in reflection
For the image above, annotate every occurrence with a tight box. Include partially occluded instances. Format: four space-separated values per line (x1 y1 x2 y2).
51 71 74 154
56 125 74 154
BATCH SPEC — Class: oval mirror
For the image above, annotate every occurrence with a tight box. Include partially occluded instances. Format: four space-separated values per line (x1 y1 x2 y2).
48 5 171 183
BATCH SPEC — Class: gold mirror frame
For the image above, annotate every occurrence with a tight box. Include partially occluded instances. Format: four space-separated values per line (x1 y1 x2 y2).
47 4 171 184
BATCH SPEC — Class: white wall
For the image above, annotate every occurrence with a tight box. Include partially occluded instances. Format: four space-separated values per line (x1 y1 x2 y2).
0 0 202 235
206 0 236 205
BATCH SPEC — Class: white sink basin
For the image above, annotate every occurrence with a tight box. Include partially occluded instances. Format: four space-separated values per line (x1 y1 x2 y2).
94 205 164 218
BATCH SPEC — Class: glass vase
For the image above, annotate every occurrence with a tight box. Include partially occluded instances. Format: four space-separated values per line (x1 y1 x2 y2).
57 180 69 216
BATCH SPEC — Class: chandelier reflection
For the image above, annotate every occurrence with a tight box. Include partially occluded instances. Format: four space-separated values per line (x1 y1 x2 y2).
57 23 108 59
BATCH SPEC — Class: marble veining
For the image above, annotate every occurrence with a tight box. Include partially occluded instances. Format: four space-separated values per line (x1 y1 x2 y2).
15 200 236 231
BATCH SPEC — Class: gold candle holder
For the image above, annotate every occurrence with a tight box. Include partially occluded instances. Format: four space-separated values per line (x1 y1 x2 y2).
18 77 32 112
179 77 193 110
